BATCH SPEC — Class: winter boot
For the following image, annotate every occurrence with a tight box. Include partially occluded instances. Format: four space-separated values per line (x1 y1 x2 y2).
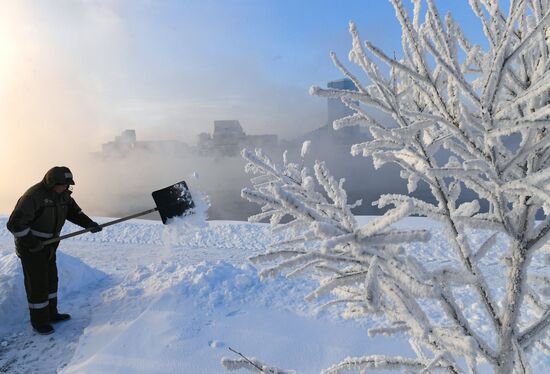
33 324 54 335
30 305 53 334
51 313 71 322
49 296 71 322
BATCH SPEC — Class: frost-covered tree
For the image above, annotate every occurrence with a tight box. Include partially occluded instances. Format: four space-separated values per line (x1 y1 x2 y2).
223 1 550 373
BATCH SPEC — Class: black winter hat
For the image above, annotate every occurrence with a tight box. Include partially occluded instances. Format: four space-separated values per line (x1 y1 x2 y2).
43 166 75 187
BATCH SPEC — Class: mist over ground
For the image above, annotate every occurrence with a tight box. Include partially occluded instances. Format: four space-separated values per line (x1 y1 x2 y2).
0 0 326 218
0 1 486 221
71 134 415 222
4 121 513 222
0 132 416 222
77 149 260 221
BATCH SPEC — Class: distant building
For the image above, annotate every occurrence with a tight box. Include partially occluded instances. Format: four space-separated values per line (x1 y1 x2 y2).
292 78 362 148
327 78 356 126
326 78 360 142
197 132 213 155
212 120 247 156
101 130 137 156
198 120 278 157
100 130 189 158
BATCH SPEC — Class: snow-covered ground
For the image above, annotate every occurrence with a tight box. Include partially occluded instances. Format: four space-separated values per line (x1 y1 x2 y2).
0 215 548 373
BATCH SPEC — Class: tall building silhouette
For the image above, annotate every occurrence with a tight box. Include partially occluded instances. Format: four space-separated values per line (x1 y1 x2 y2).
327 79 356 125
326 78 360 141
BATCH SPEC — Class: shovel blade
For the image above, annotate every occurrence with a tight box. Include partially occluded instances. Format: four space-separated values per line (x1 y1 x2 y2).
151 181 195 224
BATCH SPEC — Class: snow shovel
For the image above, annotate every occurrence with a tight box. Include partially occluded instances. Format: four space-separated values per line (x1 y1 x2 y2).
43 181 195 245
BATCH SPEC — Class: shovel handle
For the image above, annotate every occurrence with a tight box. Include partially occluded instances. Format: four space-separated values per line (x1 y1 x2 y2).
43 207 159 245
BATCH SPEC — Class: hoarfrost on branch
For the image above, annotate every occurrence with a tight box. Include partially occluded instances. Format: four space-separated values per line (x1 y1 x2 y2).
229 1 550 373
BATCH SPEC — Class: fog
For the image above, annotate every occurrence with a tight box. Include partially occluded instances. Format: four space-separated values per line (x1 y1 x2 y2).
76 151 260 221
0 0 325 217
0 0 424 223
67 133 413 222
0 127 416 222
0 1 466 221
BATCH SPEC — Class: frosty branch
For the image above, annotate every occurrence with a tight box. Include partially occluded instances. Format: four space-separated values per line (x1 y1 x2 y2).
228 0 549 373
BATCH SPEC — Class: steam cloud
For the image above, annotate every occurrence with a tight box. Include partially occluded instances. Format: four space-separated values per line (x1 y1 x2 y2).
0 1 324 217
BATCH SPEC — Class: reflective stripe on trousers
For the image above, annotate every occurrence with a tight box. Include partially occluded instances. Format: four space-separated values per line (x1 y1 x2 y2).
28 301 49 309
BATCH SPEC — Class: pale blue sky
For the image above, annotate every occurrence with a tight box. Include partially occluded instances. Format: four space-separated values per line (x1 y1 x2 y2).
1 1 485 144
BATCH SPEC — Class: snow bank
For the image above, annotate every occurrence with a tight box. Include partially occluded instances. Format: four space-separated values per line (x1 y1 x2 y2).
63 261 412 373
0 250 106 335
175 261 314 309
0 252 25 334
0 215 546 373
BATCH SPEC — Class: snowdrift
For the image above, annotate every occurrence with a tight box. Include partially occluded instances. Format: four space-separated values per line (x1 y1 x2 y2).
0 215 548 373
63 261 411 374
0 250 106 336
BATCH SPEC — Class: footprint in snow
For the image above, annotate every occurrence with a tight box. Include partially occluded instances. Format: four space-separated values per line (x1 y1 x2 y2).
225 309 243 317
177 320 201 340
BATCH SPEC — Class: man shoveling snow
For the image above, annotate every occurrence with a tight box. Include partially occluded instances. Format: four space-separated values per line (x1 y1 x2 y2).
6 168 196 336
6 166 102 335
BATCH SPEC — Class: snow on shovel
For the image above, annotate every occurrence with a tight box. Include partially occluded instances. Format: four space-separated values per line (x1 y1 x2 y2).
42 180 195 245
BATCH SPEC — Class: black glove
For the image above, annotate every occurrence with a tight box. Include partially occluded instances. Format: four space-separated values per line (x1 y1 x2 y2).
89 222 102 233
48 246 56 261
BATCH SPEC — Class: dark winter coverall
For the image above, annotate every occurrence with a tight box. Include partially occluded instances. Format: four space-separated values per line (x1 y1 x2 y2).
6 166 99 330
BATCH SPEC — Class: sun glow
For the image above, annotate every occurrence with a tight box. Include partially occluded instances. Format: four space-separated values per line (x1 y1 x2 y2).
0 3 21 85
0 17 17 160
0 32 14 81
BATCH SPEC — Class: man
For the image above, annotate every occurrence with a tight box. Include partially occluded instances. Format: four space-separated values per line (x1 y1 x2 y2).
6 166 102 335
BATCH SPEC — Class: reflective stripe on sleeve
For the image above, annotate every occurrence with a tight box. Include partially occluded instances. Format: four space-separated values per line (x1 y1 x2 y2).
30 230 54 238
28 301 49 309
13 228 30 238
48 292 57 299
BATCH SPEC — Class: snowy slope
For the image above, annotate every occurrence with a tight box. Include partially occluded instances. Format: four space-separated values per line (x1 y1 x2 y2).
0 216 548 373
